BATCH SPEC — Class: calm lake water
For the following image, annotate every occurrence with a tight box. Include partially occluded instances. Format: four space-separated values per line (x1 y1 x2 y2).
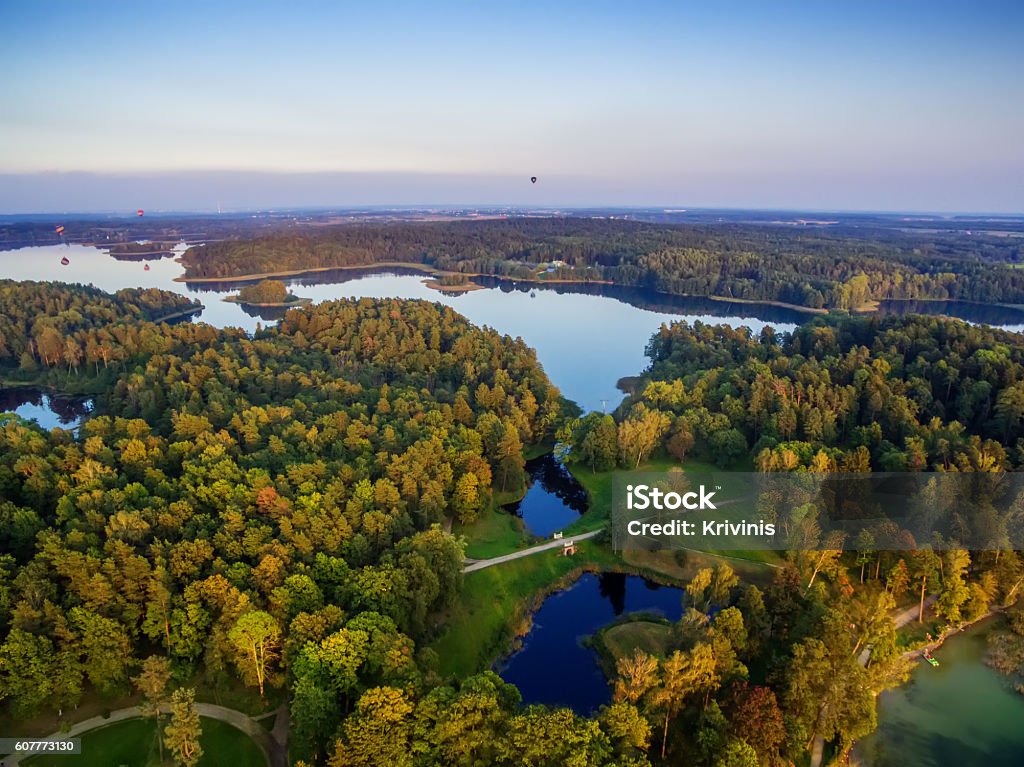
0 243 802 412
857 620 1024 767
0 388 94 430
5 243 1024 410
499 572 684 713
504 453 589 537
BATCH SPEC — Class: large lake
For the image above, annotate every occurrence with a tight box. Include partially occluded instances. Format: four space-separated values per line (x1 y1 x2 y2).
0 243 804 412
7 243 1024 412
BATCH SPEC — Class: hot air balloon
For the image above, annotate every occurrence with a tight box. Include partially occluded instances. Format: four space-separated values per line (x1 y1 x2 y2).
60 256 70 266
55 225 65 235
144 264 151 271
136 209 144 217
530 177 537 184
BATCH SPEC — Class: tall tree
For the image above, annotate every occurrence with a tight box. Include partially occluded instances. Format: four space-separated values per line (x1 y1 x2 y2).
133 655 173 763
228 610 281 697
165 688 203 767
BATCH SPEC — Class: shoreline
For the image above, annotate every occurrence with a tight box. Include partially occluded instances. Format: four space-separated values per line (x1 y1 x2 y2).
172 261 1024 322
149 304 204 323
422 279 486 293
175 261 446 283
223 295 312 308
175 261 830 314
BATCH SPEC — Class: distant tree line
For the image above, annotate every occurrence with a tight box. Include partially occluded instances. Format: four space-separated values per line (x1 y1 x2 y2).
181 218 1024 310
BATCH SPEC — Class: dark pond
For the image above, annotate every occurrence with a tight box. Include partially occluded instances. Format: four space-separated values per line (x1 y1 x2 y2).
0 388 94 430
498 572 684 713
504 453 590 538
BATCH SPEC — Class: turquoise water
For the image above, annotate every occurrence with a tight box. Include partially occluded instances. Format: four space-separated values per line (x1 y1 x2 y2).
859 621 1024 767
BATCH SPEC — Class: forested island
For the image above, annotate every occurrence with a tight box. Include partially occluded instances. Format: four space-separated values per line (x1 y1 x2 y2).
180 218 1024 312
0 280 1022 767
225 279 311 308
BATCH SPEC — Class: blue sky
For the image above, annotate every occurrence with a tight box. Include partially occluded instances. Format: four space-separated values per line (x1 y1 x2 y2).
1 1 1022 212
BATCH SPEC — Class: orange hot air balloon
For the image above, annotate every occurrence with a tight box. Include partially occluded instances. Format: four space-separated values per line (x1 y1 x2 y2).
55 225 65 234
137 209 144 217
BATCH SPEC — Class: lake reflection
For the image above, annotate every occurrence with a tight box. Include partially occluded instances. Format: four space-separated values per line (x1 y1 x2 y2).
0 389 94 430
0 244 801 411
504 453 589 538
499 572 683 713
858 621 1024 767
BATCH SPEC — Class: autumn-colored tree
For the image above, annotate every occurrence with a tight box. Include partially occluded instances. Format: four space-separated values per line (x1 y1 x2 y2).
133 655 173 763
165 688 203 767
228 610 281 697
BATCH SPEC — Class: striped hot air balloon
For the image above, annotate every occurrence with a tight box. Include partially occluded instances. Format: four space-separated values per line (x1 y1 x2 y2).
55 225 65 235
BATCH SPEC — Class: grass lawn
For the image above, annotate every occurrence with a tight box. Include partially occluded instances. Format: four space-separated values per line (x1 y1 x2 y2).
24 717 265 767
457 504 530 560
622 547 779 587
565 456 682 533
601 620 674 660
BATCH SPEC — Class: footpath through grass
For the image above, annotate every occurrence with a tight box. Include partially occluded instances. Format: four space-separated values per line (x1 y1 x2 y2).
24 717 265 767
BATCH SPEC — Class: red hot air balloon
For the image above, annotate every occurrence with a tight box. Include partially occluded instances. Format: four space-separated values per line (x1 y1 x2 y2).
144 264 151 271
137 209 144 217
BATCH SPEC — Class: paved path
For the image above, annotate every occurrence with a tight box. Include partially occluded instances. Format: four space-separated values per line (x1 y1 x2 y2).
1 702 280 767
463 529 603 572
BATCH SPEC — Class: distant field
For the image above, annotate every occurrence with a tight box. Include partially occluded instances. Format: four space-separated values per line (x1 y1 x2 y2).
602 620 674 660
24 717 265 767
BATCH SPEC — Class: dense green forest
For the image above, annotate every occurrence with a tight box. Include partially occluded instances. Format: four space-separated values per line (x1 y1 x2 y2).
591 315 1024 472
2 283 1023 766
0 282 571 765
181 219 1024 310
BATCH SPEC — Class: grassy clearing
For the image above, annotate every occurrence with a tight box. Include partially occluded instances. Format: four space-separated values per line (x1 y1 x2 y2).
458 504 530 560
565 456 682 533
622 547 779 587
601 620 675 660
24 717 265 767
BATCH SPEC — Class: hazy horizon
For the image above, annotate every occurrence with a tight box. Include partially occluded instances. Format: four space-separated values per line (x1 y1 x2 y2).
2 1 1022 214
